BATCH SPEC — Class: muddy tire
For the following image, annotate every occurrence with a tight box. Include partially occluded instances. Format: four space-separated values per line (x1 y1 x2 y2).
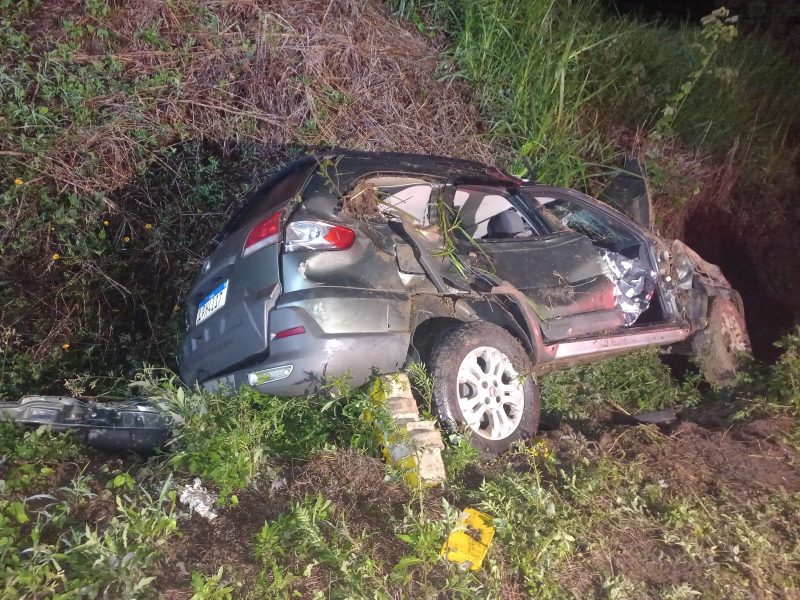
428 322 540 457
693 296 751 386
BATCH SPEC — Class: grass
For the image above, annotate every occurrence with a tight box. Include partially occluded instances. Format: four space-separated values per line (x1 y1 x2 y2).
1 0 800 597
0 0 492 398
2 0 798 392
2 334 799 597
395 0 626 187
539 349 702 422
393 0 799 182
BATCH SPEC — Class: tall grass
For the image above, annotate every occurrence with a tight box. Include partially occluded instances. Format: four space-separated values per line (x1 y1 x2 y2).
397 0 629 186
393 0 799 185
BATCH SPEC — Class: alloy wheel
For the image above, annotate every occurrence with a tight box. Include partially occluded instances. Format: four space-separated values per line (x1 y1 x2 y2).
456 346 525 440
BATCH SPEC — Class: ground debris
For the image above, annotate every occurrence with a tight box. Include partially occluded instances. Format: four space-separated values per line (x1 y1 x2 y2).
633 407 677 425
440 507 496 571
342 181 381 218
180 478 219 521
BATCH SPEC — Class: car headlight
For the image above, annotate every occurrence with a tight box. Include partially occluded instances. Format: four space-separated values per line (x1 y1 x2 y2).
675 253 695 289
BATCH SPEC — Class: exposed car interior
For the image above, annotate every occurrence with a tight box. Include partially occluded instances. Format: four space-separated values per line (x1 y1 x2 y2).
453 186 547 239
535 195 669 327
369 176 434 225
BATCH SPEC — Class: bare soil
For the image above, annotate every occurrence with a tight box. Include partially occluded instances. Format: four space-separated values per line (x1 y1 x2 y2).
157 450 422 598
637 417 800 495
582 413 800 598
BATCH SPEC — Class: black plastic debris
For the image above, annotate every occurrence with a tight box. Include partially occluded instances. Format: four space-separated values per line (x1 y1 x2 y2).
0 396 173 453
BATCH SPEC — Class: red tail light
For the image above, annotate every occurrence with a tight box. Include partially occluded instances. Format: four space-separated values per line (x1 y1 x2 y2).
284 221 355 252
323 225 356 250
243 210 282 256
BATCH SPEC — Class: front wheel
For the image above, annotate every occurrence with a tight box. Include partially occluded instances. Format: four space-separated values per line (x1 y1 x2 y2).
693 295 751 386
428 322 540 457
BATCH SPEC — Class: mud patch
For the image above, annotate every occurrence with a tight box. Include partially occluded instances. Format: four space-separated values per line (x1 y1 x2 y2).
342 181 381 219
158 450 417 597
545 414 800 597
158 486 281 599
589 529 692 586
631 418 800 496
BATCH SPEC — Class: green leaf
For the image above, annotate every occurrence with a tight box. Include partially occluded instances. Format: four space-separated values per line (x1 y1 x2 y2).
9 501 29 524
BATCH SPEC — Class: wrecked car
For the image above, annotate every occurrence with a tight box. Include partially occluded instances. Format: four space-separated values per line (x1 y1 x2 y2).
178 151 750 455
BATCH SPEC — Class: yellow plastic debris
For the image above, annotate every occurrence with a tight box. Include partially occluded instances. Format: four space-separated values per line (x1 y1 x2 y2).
440 508 495 571
367 375 445 488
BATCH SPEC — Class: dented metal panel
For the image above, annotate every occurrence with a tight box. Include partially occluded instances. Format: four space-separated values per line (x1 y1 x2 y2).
474 231 626 338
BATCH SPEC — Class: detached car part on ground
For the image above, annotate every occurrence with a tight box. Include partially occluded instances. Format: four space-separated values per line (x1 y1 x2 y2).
176 150 750 456
0 396 173 452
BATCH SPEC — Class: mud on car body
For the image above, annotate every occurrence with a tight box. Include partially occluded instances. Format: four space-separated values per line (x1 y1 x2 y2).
178 151 750 455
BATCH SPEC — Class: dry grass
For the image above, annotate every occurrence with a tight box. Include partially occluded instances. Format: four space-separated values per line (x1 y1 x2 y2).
19 0 495 194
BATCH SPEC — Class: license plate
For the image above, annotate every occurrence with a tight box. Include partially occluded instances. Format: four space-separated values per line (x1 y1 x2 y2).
196 280 228 325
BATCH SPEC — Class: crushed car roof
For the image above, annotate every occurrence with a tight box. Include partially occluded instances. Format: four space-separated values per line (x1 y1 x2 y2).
318 149 521 189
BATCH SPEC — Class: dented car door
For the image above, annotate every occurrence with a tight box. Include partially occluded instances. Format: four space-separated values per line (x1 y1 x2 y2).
448 185 625 341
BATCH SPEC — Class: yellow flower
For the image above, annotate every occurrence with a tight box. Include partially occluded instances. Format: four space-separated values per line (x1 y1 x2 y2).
62 343 70 350
51 253 61 260
123 236 130 243
103 220 110 226
14 178 24 186
144 223 153 230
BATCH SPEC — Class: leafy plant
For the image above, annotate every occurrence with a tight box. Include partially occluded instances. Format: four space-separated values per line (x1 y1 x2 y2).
652 8 738 141
251 493 382 598
539 349 701 421
190 567 235 600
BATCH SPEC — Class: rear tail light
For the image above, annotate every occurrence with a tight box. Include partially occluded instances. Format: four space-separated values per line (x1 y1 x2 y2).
243 210 282 257
284 221 355 252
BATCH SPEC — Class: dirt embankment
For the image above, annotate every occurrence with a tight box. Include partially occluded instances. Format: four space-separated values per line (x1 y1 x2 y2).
21 0 494 193
616 130 800 360
2 0 498 394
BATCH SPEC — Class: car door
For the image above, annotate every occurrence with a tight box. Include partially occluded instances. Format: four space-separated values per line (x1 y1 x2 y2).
523 185 670 327
447 185 625 341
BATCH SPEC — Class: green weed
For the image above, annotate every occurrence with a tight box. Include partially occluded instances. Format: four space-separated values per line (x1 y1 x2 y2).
394 0 799 185
190 567 235 600
251 493 384 598
539 349 701 421
1 475 178 599
134 371 384 502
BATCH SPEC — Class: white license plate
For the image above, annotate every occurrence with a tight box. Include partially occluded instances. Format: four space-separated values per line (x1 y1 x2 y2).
196 280 228 325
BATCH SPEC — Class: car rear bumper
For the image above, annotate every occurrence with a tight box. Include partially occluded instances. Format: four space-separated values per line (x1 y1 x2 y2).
198 302 411 397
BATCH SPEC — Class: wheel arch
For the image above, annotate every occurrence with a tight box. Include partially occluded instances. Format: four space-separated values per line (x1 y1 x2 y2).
407 294 538 365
